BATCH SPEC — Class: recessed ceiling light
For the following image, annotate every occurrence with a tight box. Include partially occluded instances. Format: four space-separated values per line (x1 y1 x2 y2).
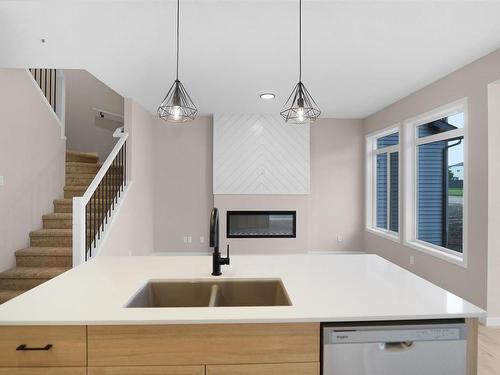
260 93 275 100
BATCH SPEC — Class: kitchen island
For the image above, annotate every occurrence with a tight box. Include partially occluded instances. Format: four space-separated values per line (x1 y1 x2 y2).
0 254 485 375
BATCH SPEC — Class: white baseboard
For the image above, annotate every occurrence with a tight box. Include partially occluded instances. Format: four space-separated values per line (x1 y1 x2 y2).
479 316 500 326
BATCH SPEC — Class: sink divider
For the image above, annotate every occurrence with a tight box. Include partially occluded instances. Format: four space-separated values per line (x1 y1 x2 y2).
208 284 220 307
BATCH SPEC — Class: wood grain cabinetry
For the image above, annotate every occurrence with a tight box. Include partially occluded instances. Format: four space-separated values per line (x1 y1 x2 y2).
0 368 86 375
87 323 320 366
0 321 478 375
88 365 205 375
0 326 86 367
206 362 320 375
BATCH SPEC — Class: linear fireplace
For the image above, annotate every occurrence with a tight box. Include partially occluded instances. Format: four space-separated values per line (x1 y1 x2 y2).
226 211 296 238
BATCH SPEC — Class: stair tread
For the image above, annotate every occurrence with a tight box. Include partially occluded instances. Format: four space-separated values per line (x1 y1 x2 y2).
43 213 72 219
0 267 70 279
0 289 27 303
64 185 89 190
16 247 72 257
29 229 72 237
66 150 99 159
66 172 96 176
54 198 72 204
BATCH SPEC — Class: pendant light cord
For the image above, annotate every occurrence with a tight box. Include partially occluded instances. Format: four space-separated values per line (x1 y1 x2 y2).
176 0 180 80
299 0 302 82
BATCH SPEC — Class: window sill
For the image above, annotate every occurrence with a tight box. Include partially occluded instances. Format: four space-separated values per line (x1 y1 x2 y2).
366 227 400 243
404 240 467 268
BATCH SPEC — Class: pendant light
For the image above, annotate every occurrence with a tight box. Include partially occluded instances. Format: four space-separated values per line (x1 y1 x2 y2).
158 0 197 123
280 0 321 124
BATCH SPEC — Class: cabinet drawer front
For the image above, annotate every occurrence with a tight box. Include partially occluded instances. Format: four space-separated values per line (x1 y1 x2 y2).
89 366 205 375
88 323 319 366
0 368 86 375
0 326 86 367
207 362 319 375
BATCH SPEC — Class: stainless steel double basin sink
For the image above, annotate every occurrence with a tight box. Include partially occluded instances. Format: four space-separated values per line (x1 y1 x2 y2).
126 279 292 308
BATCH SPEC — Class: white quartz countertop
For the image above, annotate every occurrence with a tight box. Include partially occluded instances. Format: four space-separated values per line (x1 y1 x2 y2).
0 254 485 325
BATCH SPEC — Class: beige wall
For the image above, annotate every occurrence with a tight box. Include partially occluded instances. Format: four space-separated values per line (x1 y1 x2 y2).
0 69 65 271
488 81 500 319
153 117 364 254
99 98 155 256
153 116 214 253
363 49 500 308
64 69 124 161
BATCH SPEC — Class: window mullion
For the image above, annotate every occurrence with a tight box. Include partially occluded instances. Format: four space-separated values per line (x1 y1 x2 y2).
387 153 391 231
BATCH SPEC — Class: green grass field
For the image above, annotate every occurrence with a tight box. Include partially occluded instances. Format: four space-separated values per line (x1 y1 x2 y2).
448 187 463 197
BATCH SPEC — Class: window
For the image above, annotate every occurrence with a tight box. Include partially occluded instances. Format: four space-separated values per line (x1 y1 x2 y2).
404 99 467 266
366 126 400 240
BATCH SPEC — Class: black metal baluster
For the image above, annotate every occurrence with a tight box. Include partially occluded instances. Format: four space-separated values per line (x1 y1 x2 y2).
44 69 47 99
97 185 101 241
88 198 92 259
90 193 96 258
100 179 103 236
105 169 108 224
113 158 117 208
124 142 127 186
85 204 88 261
53 70 57 113
48 69 52 109
122 146 124 190
116 148 122 201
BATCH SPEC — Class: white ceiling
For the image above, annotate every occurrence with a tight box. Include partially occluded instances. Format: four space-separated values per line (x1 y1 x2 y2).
1 0 500 118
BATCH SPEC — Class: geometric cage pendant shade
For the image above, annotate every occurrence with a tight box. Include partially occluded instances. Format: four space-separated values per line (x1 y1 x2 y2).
157 79 198 123
157 0 197 124
280 81 321 124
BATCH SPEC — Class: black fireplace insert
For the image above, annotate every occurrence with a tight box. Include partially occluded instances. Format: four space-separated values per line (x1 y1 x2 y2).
226 211 296 238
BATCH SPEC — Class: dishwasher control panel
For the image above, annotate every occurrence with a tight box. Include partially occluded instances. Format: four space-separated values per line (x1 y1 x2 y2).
325 323 467 344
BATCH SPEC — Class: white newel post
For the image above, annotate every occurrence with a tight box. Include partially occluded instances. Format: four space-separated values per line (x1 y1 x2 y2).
72 197 86 267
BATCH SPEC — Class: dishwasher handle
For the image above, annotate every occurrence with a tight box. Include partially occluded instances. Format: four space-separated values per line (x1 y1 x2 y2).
378 341 414 352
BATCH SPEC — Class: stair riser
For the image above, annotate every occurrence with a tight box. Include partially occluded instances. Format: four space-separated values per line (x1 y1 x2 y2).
16 256 72 267
66 175 95 186
30 236 72 247
54 202 72 213
0 278 47 290
66 154 99 163
66 165 100 174
54 201 113 214
64 187 121 199
43 218 72 229
64 189 86 199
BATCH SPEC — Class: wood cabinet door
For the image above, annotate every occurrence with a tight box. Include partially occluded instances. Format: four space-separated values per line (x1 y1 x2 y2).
88 365 205 375
206 362 320 375
0 326 86 367
88 323 320 366
0 368 86 375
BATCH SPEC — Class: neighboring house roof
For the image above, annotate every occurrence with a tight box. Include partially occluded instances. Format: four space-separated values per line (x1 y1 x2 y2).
450 162 464 168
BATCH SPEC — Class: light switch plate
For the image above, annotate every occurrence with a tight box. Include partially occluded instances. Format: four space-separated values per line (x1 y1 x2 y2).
0 176 4 186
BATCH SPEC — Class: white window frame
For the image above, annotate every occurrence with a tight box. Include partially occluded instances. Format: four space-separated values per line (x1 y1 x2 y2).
403 98 468 267
365 124 401 242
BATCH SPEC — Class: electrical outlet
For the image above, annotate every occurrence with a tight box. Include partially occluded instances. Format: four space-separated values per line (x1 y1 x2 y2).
410 255 415 265
0 176 4 186
187 236 192 243
337 235 343 242
183 236 188 243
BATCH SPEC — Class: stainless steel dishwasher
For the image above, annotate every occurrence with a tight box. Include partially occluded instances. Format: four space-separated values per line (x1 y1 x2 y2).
322 321 468 375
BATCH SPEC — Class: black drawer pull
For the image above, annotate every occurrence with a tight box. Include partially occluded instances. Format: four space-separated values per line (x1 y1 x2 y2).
16 344 53 351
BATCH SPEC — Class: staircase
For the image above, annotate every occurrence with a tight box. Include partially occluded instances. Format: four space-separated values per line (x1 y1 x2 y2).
0 150 99 304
